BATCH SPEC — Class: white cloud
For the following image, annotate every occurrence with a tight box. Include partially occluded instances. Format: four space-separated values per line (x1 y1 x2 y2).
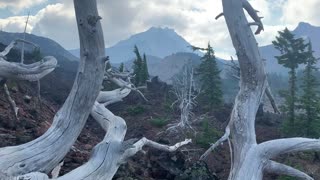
0 0 47 14
32 3 78 49
281 0 320 26
0 0 316 58
0 15 35 33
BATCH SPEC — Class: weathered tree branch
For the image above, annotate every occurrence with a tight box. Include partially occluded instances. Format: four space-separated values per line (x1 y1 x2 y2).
21 13 30 64
241 0 264 34
223 59 280 114
3 83 19 120
265 161 313 180
258 138 320 159
265 83 281 114
215 13 224 20
200 127 230 160
7 100 189 180
0 56 57 81
121 138 192 162
0 39 38 58
0 0 106 176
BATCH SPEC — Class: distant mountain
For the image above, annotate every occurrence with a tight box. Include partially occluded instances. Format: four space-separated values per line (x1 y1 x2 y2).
0 31 79 104
0 31 78 62
145 52 226 83
69 27 196 63
260 22 320 75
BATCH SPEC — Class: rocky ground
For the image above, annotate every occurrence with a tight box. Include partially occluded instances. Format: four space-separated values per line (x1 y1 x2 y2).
0 77 320 180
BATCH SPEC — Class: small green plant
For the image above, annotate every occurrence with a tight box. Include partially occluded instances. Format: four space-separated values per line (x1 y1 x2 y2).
150 117 168 128
277 176 296 180
195 119 221 148
127 105 145 116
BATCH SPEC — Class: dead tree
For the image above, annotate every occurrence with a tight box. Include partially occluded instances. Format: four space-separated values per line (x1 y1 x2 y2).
0 38 57 120
201 0 319 179
224 57 280 114
0 1 190 179
168 64 199 132
3 59 191 180
0 0 106 176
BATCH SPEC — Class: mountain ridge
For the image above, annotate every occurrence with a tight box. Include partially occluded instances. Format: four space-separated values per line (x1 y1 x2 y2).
0 31 78 62
69 27 196 63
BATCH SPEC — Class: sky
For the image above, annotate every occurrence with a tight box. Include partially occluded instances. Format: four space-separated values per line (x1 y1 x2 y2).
0 0 319 59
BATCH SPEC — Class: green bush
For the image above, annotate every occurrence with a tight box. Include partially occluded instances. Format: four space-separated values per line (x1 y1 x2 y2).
150 117 169 128
195 119 221 148
127 105 145 116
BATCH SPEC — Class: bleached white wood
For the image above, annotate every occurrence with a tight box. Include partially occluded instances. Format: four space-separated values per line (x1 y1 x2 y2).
265 161 313 180
3 83 19 120
9 100 190 180
167 65 198 132
0 56 57 81
201 0 320 179
200 127 230 160
0 0 106 176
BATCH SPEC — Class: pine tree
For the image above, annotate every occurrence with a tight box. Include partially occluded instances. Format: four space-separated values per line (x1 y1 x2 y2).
299 41 320 137
132 45 143 85
272 28 309 136
197 43 223 108
141 53 149 83
31 48 43 62
119 62 124 72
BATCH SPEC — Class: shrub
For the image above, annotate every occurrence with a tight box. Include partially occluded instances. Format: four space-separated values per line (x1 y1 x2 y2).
150 117 169 128
127 105 145 116
195 119 221 148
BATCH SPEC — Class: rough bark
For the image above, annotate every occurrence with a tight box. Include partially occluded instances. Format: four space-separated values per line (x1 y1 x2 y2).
224 58 280 114
0 0 106 176
6 72 190 180
0 56 57 82
3 83 19 120
202 0 320 179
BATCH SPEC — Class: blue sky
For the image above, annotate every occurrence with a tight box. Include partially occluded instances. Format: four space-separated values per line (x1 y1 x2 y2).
0 0 319 59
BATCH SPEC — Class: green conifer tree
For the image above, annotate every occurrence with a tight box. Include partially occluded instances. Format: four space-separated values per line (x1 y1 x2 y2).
132 45 143 85
299 41 320 137
272 28 309 136
197 43 223 108
141 53 149 83
119 62 124 72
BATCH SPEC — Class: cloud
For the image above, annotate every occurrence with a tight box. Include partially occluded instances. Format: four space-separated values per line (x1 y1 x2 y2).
0 0 47 14
281 0 320 26
0 0 315 59
32 3 78 49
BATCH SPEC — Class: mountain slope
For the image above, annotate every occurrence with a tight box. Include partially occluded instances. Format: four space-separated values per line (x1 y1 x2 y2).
0 31 78 62
260 22 320 75
0 32 79 104
147 52 227 83
70 27 195 63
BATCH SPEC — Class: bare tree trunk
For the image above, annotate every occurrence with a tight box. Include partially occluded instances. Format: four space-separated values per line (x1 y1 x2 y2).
168 64 198 132
7 70 191 180
0 0 106 176
202 0 319 179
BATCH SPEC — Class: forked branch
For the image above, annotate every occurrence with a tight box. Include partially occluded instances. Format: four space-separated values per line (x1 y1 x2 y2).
242 0 264 34
121 138 192 162
200 127 230 160
265 161 313 180
258 138 320 159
